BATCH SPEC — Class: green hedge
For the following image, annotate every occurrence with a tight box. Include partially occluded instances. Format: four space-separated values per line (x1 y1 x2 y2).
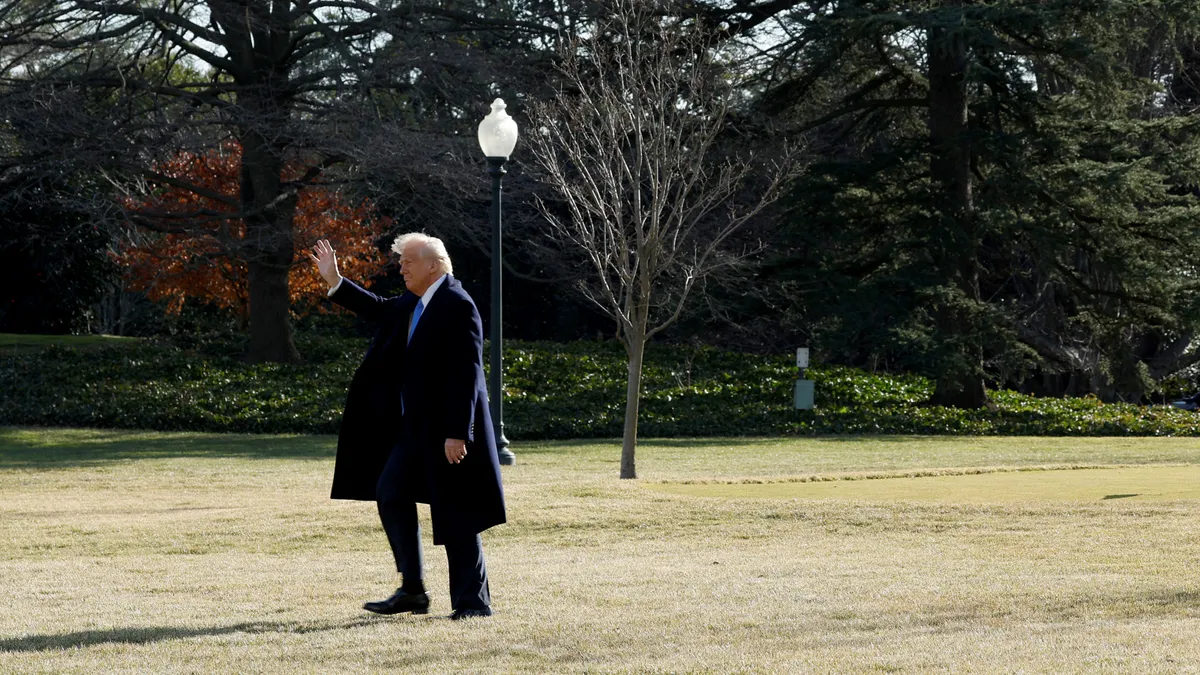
2 335 1200 437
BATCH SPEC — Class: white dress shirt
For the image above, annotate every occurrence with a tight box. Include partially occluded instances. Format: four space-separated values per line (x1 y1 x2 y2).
417 274 448 310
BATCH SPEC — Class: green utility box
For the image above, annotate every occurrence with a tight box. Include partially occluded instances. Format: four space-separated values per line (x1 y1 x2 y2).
794 379 815 410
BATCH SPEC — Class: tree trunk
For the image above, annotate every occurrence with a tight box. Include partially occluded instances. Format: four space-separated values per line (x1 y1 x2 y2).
220 5 302 364
246 257 298 361
620 332 645 480
927 2 988 409
239 123 300 363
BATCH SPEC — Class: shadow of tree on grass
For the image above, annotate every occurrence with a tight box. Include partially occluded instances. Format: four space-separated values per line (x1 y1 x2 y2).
0 427 335 468
0 616 388 653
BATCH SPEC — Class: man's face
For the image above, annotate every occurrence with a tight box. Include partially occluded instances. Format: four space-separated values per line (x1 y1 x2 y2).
399 241 439 296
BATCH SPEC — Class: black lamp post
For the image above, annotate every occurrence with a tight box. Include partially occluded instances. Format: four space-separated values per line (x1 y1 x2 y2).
477 98 517 466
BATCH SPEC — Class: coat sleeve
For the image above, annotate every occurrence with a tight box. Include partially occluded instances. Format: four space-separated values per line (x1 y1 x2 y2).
441 296 483 442
329 279 394 322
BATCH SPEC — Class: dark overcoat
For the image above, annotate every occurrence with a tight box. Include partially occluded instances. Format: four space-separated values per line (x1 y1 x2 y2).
328 276 506 544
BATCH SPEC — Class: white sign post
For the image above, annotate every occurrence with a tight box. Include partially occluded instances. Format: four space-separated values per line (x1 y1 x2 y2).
794 347 813 409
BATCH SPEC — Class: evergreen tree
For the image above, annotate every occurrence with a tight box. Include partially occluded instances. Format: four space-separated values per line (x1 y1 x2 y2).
0 175 119 334
758 0 1200 404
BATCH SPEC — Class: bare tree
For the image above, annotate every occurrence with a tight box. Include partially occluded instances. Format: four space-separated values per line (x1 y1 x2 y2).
525 0 798 479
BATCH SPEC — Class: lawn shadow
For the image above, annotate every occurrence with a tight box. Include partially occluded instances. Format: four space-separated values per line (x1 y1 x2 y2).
802 435 976 444
0 427 335 468
640 438 799 448
512 437 794 454
0 617 380 653
816 588 1200 649
1034 588 1200 622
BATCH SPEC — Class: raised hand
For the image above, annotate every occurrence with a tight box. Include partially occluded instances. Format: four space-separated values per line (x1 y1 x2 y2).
309 239 343 290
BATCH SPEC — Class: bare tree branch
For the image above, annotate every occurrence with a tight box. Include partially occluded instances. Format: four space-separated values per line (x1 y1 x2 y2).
526 0 803 478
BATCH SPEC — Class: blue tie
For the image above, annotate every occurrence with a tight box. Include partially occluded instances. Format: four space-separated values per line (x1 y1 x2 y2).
408 300 424 343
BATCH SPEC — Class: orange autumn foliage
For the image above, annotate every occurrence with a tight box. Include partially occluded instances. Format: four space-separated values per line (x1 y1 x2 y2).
121 142 388 317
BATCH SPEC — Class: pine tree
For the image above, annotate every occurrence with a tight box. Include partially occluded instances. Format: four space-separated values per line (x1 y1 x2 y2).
759 0 1200 404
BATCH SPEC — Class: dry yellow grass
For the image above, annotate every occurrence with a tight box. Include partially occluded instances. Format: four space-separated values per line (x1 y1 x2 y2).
1 428 1199 673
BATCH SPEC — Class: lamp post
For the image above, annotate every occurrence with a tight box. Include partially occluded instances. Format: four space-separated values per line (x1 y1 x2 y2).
478 98 518 466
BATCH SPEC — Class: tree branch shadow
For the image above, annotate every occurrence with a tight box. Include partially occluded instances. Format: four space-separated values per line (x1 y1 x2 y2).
0 426 335 468
0 616 382 653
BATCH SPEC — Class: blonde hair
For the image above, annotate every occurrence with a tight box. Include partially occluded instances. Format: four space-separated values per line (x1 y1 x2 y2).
391 232 454 276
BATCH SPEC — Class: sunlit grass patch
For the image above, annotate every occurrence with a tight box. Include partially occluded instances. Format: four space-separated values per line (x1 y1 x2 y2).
649 465 1200 502
0 333 138 354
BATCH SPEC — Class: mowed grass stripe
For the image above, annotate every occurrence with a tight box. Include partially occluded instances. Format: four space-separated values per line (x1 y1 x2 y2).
651 465 1200 502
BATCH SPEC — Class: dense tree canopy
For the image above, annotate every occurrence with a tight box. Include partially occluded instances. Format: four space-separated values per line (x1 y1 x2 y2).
3 0 1200 407
747 0 1200 404
0 0 574 361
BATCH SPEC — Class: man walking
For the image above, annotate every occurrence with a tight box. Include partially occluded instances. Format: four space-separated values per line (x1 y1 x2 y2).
310 233 505 620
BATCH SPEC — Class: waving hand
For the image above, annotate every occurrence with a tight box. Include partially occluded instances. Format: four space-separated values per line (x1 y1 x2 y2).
309 239 343 290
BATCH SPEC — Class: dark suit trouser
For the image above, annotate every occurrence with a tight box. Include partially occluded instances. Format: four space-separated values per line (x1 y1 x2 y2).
376 443 491 611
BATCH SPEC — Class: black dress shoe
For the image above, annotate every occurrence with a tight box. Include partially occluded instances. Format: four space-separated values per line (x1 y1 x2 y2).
363 588 430 615
449 606 493 621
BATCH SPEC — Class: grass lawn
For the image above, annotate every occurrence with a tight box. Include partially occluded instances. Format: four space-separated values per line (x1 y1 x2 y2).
1 428 1199 673
0 333 138 355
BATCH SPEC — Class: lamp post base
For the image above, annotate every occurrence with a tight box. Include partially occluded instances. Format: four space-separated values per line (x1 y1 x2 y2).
495 424 514 465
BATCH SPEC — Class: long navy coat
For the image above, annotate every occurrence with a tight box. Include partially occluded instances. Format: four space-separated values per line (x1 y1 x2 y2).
328 276 506 544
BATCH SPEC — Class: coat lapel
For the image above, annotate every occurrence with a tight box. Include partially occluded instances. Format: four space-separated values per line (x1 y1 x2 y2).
406 275 454 350
371 292 418 360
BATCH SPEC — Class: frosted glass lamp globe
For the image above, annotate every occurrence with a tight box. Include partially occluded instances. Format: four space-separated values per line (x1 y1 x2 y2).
477 98 518 159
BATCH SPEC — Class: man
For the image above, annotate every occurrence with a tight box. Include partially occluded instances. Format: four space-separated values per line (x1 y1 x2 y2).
309 233 505 620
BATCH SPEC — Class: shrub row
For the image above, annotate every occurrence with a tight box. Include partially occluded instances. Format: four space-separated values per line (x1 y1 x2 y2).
3 336 1200 437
